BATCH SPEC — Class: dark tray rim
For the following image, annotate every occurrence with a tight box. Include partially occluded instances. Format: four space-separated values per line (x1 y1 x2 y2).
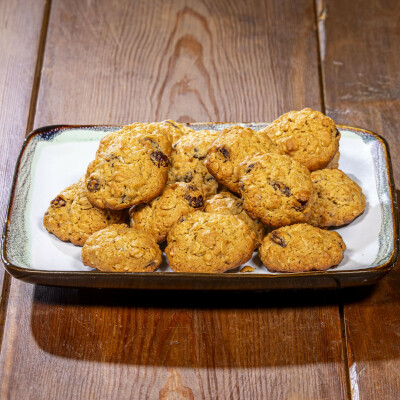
1 123 398 290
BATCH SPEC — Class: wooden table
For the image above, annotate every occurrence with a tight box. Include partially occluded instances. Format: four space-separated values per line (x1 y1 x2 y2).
0 0 399 398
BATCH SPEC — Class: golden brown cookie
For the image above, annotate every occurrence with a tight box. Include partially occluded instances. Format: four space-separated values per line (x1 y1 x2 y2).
130 182 205 243
97 120 192 155
262 108 340 171
86 130 172 210
326 150 340 169
167 129 220 197
204 191 265 248
238 154 313 227
43 178 126 246
259 224 346 272
205 125 281 193
81 224 162 272
165 212 256 273
308 168 366 227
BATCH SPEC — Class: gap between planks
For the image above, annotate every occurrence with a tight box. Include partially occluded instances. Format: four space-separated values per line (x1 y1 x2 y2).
0 0 53 352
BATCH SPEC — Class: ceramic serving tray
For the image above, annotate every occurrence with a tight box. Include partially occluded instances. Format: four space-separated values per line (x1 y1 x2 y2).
1 123 398 290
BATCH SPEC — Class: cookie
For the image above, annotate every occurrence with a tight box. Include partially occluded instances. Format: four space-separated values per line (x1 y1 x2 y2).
97 120 192 155
204 191 265 248
130 182 205 243
259 224 346 272
308 168 366 227
205 125 281 193
81 224 162 272
262 108 340 171
167 129 220 197
86 131 172 210
43 178 126 246
326 150 340 169
238 153 313 227
165 212 256 273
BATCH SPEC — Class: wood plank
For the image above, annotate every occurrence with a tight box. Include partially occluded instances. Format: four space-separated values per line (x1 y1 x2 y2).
319 0 400 398
0 0 48 343
1 0 348 399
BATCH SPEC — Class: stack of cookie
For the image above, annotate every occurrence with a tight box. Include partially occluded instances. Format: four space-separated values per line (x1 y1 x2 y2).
43 108 366 274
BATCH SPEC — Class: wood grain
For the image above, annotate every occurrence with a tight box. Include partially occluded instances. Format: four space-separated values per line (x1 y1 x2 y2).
0 0 47 342
0 0 348 399
319 0 400 398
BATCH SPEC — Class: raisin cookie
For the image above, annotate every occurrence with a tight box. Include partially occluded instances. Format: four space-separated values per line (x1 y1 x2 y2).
130 182 205 243
308 169 366 227
165 212 256 273
262 108 340 171
167 129 220 197
43 178 126 246
81 224 162 272
97 120 192 155
259 224 346 272
238 153 313 227
86 131 171 210
205 125 281 193
204 191 265 248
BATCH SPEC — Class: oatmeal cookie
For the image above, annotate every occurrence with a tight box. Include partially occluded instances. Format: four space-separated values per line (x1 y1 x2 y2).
130 182 205 243
308 168 366 227
259 224 346 272
43 178 126 246
238 153 313 227
165 212 256 273
262 108 340 171
86 131 171 209
97 120 192 155
167 129 220 197
205 191 265 248
205 125 281 193
81 224 162 272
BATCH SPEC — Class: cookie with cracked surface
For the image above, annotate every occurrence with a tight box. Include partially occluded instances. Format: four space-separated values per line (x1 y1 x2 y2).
259 224 346 272
130 182 205 243
81 224 162 272
308 168 366 227
43 178 126 246
238 153 313 227
262 108 340 171
165 212 256 273
204 191 265 248
326 150 340 169
167 129 220 197
86 131 171 210
205 125 281 193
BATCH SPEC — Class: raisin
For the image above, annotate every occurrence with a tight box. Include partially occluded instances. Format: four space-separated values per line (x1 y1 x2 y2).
121 194 126 203
293 199 308 211
271 181 292 197
246 163 256 173
185 194 204 208
51 196 66 207
335 128 340 138
183 172 193 182
218 147 230 159
150 151 169 167
271 232 287 247
186 184 197 191
87 179 100 192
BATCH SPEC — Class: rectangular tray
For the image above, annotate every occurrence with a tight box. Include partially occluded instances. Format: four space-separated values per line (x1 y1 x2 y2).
2 123 398 290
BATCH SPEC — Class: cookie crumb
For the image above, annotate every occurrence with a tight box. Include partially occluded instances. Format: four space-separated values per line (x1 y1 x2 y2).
240 266 255 273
